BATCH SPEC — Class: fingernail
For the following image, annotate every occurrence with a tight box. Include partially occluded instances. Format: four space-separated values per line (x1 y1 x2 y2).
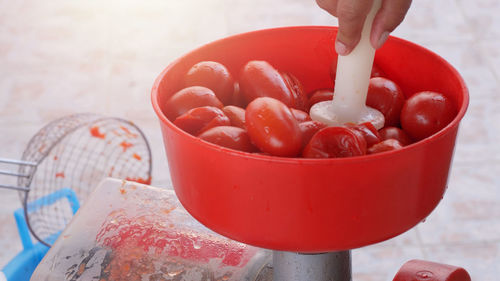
335 40 349 56
376 31 390 49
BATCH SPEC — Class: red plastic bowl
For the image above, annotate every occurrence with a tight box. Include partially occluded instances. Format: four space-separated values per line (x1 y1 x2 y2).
152 26 468 252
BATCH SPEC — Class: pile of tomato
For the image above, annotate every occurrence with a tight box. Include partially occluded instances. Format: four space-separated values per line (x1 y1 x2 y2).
163 60 457 158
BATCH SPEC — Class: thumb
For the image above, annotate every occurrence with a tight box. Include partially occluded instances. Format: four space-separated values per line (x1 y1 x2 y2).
335 0 373 55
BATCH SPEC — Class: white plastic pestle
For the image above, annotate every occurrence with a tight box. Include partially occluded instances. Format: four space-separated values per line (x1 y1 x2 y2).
310 0 385 129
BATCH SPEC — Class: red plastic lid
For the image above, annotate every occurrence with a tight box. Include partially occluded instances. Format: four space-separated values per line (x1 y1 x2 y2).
394 260 471 281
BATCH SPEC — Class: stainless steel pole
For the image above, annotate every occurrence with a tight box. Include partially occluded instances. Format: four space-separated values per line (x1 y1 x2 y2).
272 251 351 281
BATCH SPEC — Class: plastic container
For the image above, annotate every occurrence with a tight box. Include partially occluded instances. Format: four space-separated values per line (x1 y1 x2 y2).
1 188 79 281
30 179 269 281
151 26 469 253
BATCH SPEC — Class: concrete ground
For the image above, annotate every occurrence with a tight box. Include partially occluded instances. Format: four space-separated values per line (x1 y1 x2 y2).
1 0 499 280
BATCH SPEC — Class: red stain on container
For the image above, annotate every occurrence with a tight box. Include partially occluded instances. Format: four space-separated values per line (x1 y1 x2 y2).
120 126 138 138
125 176 152 185
120 141 133 152
90 126 106 139
55 172 65 178
53 155 58 161
163 206 176 215
132 153 142 161
95 213 255 269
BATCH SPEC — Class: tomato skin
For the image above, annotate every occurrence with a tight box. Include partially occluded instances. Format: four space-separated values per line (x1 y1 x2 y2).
302 127 367 158
366 77 405 127
165 86 223 120
185 61 234 105
199 126 257 153
299 121 327 149
239 61 307 111
239 61 291 106
280 72 308 111
291 108 311 122
400 91 457 141
223 105 246 129
308 89 334 109
368 139 403 154
378 126 412 146
173 106 230 136
345 122 381 147
245 97 302 157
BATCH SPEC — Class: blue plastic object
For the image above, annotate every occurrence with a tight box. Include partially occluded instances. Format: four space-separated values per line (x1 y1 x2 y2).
1 188 80 281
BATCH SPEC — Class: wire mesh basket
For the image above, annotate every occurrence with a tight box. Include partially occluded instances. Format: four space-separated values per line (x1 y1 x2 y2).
0 113 152 246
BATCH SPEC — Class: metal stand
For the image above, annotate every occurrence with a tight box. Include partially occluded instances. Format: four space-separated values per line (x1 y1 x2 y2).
272 250 351 281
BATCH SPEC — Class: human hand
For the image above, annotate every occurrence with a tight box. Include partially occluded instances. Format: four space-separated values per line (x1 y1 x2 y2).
316 0 412 55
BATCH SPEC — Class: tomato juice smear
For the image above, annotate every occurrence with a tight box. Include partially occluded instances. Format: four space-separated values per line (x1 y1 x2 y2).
90 126 106 139
95 213 252 268
119 141 133 152
120 126 138 138
125 176 152 185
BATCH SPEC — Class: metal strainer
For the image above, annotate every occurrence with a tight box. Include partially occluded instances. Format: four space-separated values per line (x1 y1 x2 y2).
0 113 152 246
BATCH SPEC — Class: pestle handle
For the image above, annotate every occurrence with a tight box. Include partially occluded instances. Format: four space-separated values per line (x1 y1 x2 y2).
310 0 385 129
332 0 382 120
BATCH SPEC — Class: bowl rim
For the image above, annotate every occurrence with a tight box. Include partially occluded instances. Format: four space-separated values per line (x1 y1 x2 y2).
151 25 469 164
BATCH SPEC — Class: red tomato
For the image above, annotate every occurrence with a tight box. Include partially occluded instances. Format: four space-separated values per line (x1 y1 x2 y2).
378 127 412 146
222 105 246 129
291 108 311 122
302 127 367 158
164 86 223 120
366 77 405 127
400 91 456 141
345 122 381 147
281 72 308 111
185 61 234 105
308 89 334 109
199 126 257 153
245 97 302 157
368 139 403 154
173 106 230 136
299 121 326 148
239 61 307 111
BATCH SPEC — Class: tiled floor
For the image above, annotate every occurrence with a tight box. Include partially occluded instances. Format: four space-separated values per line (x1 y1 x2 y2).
0 0 499 280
